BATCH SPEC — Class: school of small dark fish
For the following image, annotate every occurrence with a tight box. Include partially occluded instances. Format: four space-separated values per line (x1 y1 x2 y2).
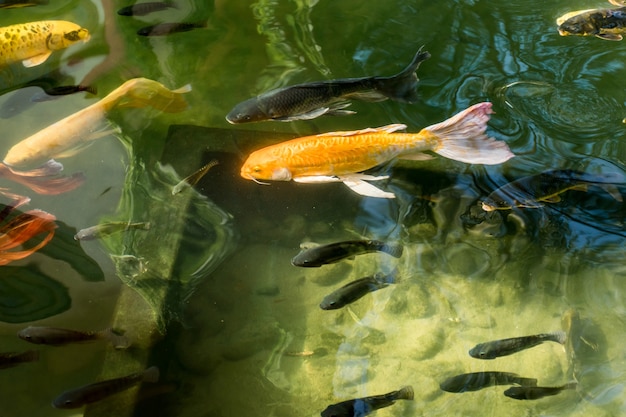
0 0 622 415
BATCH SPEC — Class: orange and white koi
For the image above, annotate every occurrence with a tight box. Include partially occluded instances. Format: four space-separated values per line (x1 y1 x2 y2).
0 20 89 68
240 102 514 198
3 78 191 168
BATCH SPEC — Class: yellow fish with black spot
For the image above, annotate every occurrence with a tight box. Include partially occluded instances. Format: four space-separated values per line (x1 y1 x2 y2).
0 20 89 68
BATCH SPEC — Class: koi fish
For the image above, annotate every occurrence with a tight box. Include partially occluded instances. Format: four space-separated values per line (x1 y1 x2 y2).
481 169 624 211
226 47 430 123
440 372 537 393
74 221 150 241
321 386 413 417
320 271 397 310
557 6 626 41
171 160 219 195
469 331 566 359
0 350 39 369
17 326 130 348
291 239 403 267
53 366 159 409
0 20 89 68
504 382 577 400
117 2 177 16
3 78 191 168
240 102 514 198
137 21 206 37
0 160 85 195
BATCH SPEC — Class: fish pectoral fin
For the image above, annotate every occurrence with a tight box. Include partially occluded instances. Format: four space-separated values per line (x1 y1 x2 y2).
275 107 331 121
398 152 435 161
596 33 623 41
337 175 395 198
541 195 562 203
293 175 341 183
22 52 53 67
317 124 407 137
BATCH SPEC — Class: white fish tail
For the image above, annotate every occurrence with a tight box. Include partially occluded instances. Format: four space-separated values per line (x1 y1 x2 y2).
424 102 515 165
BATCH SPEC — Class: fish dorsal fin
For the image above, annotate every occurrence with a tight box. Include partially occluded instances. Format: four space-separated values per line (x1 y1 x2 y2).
596 33 623 41
338 174 395 198
317 124 407 137
23 52 53 67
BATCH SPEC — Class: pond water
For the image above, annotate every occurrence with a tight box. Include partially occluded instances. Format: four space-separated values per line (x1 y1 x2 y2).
0 0 625 416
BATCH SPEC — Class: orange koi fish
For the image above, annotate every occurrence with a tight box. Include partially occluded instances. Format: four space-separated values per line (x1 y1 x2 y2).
0 209 56 265
240 102 514 198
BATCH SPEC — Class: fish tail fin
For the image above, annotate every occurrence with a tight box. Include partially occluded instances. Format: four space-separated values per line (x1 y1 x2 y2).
102 328 131 349
116 79 191 113
549 330 567 345
423 102 515 165
375 46 431 103
380 243 404 258
599 184 623 202
143 366 160 383
394 385 414 401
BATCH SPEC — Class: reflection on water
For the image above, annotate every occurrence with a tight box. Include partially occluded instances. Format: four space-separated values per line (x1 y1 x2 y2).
0 0 625 416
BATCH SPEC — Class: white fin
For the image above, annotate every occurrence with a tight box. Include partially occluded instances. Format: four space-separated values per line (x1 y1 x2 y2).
338 175 395 198
425 102 514 165
23 52 52 67
317 123 407 137
172 84 192 94
299 241 319 249
276 107 330 121
596 33 623 41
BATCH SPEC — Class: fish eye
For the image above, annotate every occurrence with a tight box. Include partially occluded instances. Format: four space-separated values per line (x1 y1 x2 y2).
253 166 261 173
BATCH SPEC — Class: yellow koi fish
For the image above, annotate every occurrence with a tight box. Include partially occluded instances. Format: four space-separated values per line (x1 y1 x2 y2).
0 20 89 68
241 102 514 198
3 78 191 168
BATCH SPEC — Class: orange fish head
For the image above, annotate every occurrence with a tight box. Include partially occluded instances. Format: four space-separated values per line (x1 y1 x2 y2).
240 160 292 182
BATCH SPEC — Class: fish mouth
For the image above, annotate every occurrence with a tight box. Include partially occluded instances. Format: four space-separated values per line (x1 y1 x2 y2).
558 29 570 36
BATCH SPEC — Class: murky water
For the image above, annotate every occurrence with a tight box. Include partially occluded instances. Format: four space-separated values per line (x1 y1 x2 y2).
0 0 625 416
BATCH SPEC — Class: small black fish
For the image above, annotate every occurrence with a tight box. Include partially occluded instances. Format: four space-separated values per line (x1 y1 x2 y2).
117 1 177 16
440 372 538 393
320 271 397 310
291 240 403 267
137 21 207 37
0 0 48 8
469 331 566 359
18 326 130 348
172 159 219 195
53 366 159 409
0 350 39 369
321 385 413 417
226 47 431 123
504 382 577 400
481 169 624 211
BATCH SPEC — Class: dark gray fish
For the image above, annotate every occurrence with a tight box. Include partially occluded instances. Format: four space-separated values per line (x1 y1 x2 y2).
469 331 566 359
504 382 577 400
0 0 48 8
33 85 97 101
0 350 39 369
18 326 130 348
74 221 150 241
321 385 413 417
320 271 397 310
440 372 538 393
117 1 177 16
291 240 403 267
226 47 431 123
137 21 206 37
557 7 626 41
53 366 159 409
481 169 624 211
